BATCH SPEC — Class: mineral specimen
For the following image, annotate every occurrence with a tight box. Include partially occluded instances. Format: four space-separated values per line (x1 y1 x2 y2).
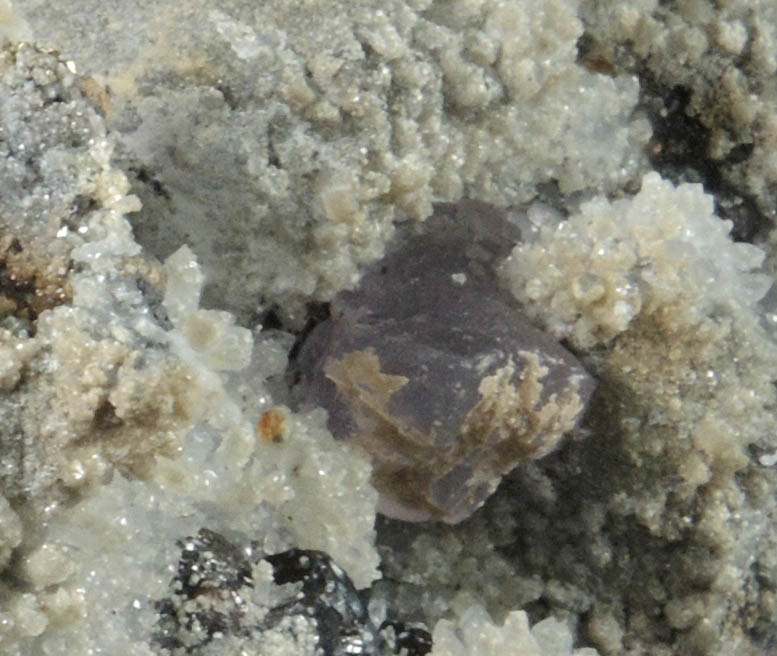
6 0 777 654
294 203 595 523
378 170 777 654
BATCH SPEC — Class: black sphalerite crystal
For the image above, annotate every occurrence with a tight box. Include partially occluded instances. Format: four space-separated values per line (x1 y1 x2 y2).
152 529 431 655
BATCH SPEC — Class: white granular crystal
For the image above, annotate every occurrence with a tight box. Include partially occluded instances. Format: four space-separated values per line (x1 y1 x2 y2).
430 604 598 656
501 172 772 348
19 0 650 323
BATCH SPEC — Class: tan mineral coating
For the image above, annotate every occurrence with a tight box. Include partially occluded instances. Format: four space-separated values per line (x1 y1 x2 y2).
325 347 587 523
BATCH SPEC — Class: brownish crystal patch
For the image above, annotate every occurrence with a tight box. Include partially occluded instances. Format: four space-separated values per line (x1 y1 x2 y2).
0 234 72 321
258 407 288 443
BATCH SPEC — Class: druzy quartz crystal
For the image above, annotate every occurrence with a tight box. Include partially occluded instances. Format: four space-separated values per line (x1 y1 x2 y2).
295 202 596 523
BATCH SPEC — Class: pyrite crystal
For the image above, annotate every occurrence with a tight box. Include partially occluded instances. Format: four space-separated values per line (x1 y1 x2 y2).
295 202 595 523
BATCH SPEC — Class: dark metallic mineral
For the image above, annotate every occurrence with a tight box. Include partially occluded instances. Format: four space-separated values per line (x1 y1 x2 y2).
153 528 257 653
264 548 378 655
294 202 596 523
377 620 433 656
153 529 428 655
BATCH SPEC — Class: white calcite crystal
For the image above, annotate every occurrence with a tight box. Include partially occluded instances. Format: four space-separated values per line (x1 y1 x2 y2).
501 172 772 348
430 604 597 656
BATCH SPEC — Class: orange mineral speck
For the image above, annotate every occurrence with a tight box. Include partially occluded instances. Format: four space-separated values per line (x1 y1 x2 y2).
258 408 286 443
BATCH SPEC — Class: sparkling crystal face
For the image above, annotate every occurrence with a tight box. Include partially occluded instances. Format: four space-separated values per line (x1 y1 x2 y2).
294 202 596 523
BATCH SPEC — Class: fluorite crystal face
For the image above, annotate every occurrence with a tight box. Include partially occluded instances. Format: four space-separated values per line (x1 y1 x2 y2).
294 202 595 523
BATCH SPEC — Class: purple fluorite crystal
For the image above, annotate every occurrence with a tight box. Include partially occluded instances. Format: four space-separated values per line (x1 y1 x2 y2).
295 202 595 523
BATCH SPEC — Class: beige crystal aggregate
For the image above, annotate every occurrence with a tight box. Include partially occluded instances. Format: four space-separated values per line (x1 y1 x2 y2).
580 0 777 220
17 0 649 323
501 172 771 349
